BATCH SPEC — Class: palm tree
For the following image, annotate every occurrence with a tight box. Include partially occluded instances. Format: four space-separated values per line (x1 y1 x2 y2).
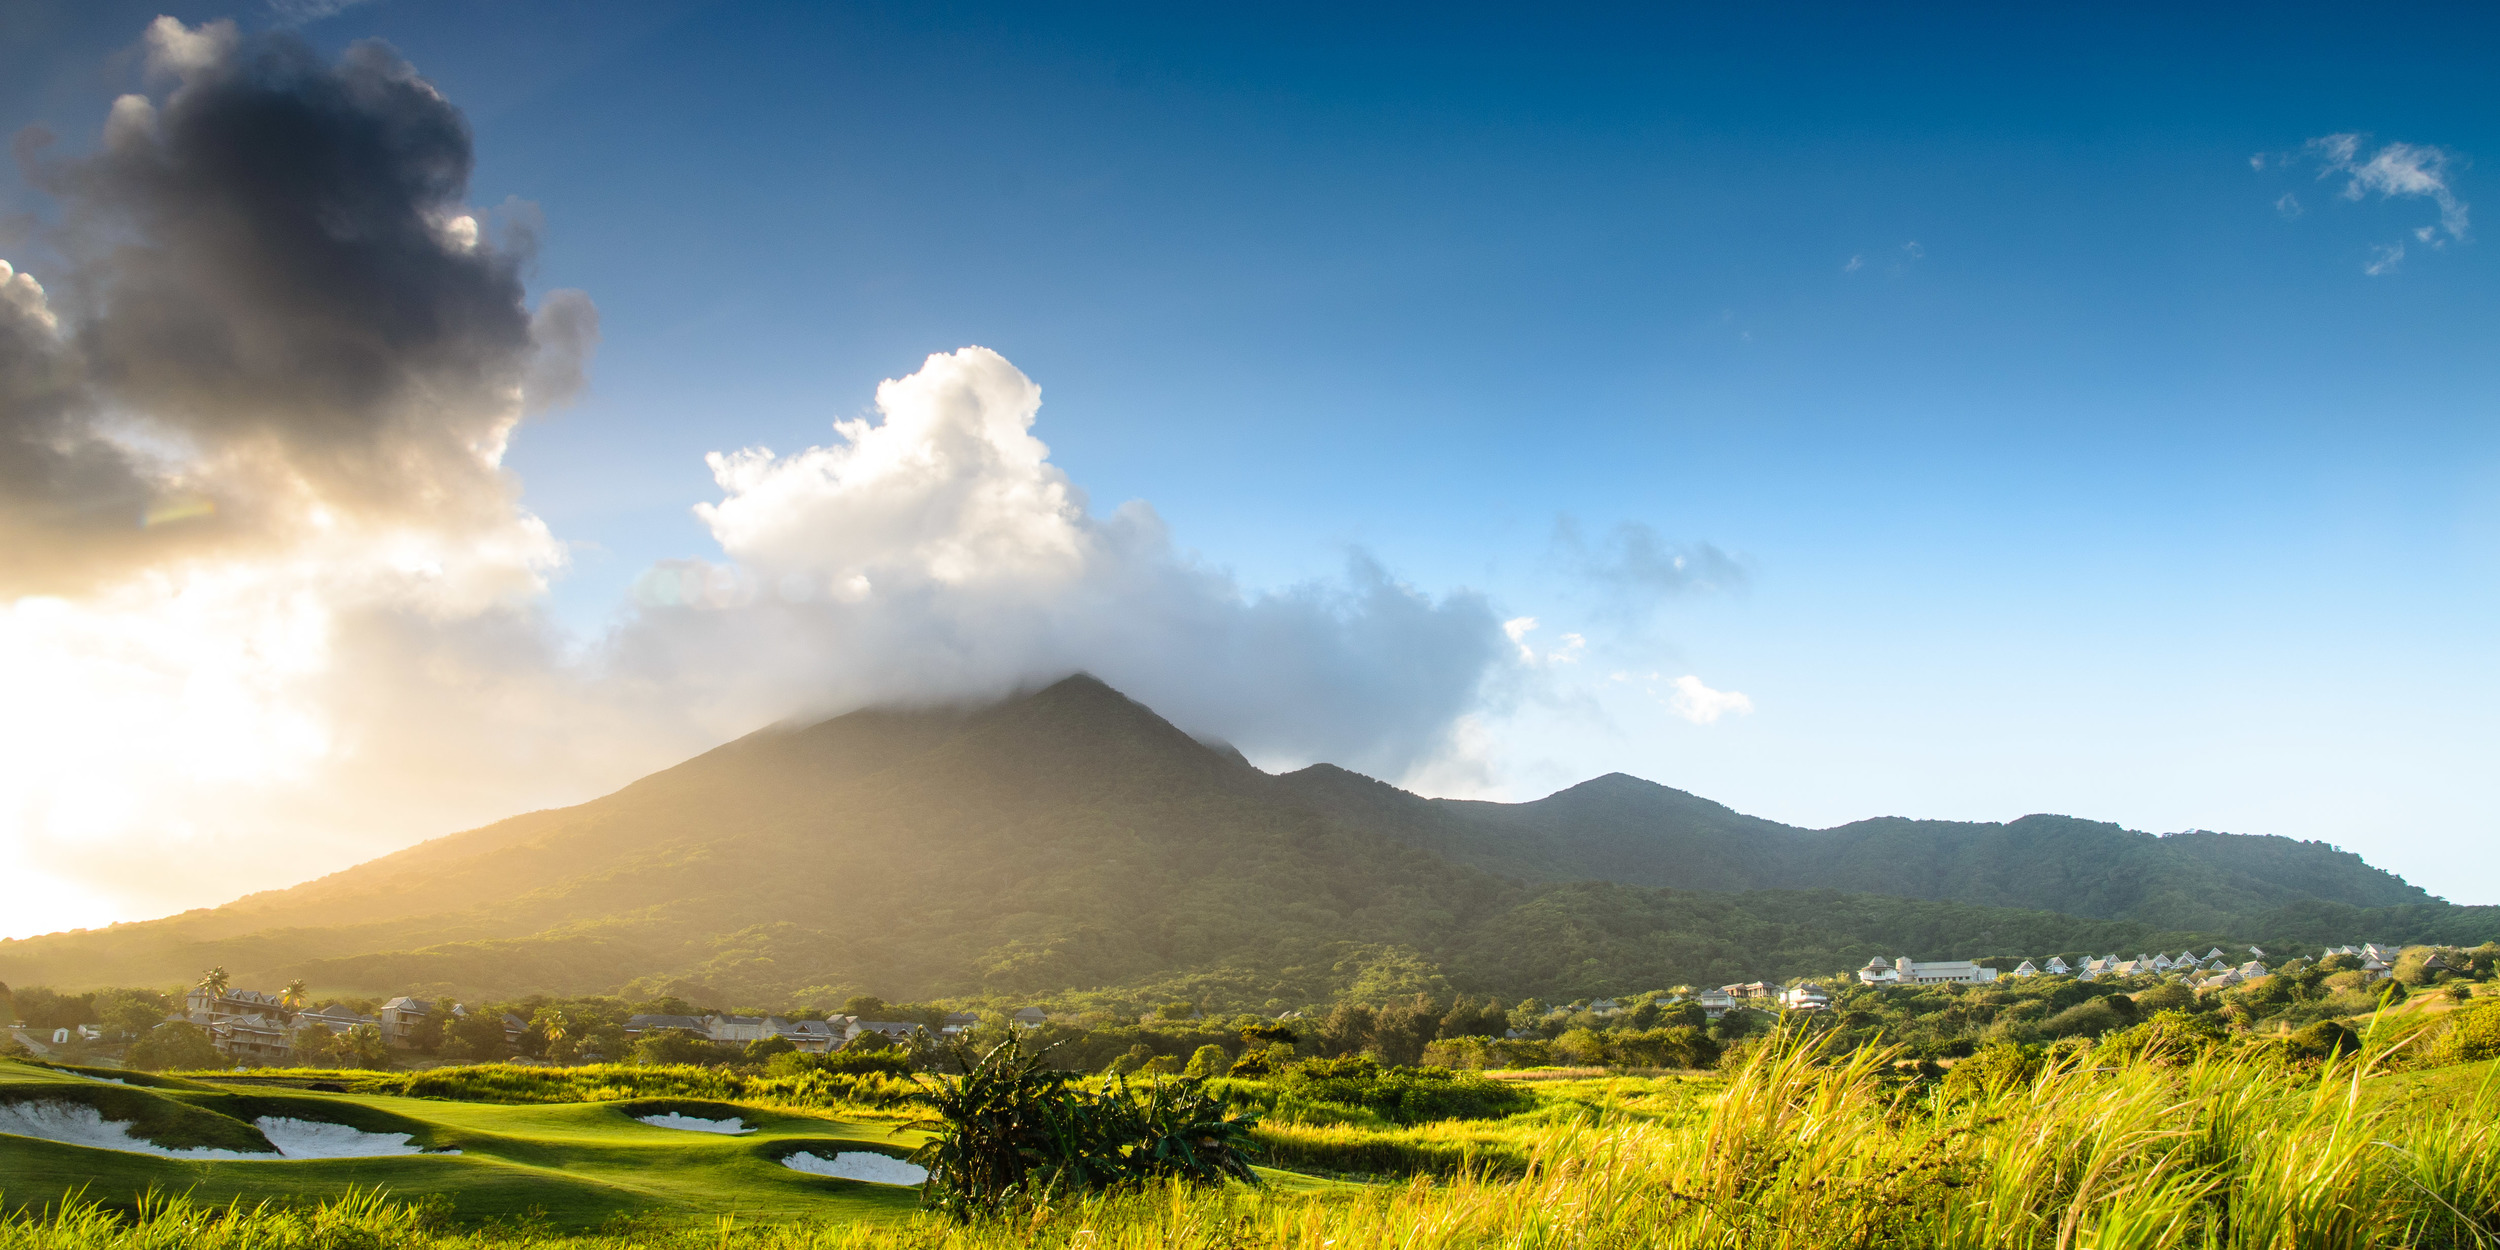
197 966 231 1001
280 979 308 1012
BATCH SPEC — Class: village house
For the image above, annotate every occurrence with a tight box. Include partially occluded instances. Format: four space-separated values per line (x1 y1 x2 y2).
183 986 288 1029
1777 984 1832 1011
623 1013 851 1053
378 996 455 1049
848 1020 929 1045
1693 988 1737 1017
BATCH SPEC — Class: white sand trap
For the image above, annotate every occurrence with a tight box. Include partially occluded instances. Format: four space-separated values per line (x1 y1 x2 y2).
254 1116 450 1158
0 1100 454 1160
781 1151 927 1186
0 1100 269 1159
637 1112 753 1134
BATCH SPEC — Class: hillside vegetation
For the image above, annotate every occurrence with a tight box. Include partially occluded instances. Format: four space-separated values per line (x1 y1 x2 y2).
2 676 2486 1008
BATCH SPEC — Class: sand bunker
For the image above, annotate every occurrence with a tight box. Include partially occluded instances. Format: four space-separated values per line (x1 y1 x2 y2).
254 1116 444 1158
780 1150 927 1186
0 1101 266 1159
637 1112 753 1134
0 1100 454 1159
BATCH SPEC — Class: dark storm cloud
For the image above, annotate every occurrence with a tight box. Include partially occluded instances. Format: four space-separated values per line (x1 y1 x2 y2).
0 18 594 595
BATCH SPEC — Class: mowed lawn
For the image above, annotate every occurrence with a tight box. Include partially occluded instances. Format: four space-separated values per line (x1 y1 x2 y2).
0 1060 929 1229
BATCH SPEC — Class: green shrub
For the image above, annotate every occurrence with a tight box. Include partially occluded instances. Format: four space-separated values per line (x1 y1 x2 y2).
629 1028 722 1067
1942 1041 2040 1098
2287 1019 2361 1062
909 1034 1258 1219
2094 1009 2230 1065
2040 998 2126 1039
2427 1003 2500 1065
1244 1056 1534 1126
126 1020 225 1071
1182 1044 1231 1078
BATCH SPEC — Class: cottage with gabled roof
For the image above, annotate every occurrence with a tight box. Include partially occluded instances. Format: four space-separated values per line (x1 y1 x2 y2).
1778 984 1832 1011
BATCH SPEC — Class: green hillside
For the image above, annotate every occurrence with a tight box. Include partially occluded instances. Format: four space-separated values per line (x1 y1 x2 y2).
1277 769 2436 932
1 676 2486 1009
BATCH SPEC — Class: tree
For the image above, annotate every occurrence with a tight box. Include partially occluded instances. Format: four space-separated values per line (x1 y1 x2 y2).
280 980 308 1011
633 1028 722 1066
341 1022 392 1069
1239 1021 1298 1050
291 1024 340 1066
843 995 888 1018
408 1006 450 1055
447 1011 513 1060
128 1021 225 1071
93 989 172 1040
2131 983 2195 1015
197 966 231 1000
1314 1002 1374 1058
1553 1027 1609 1066
0 981 13 1026
744 1035 797 1063
532 1006 581 1063
1372 995 1442 1066
1182 1044 1231 1078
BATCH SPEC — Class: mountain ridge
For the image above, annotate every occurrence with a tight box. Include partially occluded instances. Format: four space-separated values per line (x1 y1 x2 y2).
1 674 2483 1007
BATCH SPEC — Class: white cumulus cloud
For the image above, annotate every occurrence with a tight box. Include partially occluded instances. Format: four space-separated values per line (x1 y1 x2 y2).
1667 674 1754 725
620 347 1510 782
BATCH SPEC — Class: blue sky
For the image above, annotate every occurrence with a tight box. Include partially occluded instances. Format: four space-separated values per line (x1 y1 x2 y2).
2 0 2494 926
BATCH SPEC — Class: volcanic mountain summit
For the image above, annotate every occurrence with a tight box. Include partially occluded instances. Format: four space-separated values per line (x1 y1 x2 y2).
0 676 2474 1007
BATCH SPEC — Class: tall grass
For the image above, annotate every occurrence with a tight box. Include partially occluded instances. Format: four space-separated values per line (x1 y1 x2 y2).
12 1031 2498 1248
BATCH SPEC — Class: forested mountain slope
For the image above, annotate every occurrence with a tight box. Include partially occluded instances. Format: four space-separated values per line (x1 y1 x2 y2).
2 676 2484 1008
1265 770 2433 932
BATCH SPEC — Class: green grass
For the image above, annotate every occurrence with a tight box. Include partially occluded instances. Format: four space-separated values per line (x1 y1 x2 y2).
13 1036 2500 1246
0 1060 928 1230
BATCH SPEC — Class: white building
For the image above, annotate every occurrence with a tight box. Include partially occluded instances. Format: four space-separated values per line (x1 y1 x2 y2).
1778 984 1833 1011
1857 956 1997 985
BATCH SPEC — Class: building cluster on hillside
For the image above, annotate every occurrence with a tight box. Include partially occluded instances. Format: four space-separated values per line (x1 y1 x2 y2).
1855 956 2000 986
180 987 529 1064
171 984 1056 1064
617 1006 1047 1052
1837 942 2414 995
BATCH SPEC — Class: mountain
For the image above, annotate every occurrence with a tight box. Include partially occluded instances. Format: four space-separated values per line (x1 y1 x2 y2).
2 676 2487 1009
1270 770 2434 931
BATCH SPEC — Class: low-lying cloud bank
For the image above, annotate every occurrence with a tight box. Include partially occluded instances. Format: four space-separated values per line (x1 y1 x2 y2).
0 20 1518 935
